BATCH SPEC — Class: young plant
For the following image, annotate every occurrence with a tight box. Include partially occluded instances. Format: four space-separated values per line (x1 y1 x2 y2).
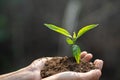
44 23 98 64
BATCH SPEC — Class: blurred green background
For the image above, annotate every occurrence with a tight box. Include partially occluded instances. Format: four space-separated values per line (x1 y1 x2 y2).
0 0 120 80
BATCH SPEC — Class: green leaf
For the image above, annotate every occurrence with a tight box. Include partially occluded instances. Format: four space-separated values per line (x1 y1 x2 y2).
73 32 76 39
72 45 81 64
44 24 72 38
72 32 77 43
66 37 74 45
77 24 98 39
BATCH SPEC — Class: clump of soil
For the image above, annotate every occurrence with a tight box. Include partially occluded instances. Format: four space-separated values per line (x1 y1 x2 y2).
41 56 97 78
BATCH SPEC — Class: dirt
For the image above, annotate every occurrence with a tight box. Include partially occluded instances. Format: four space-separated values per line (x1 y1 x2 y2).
41 56 97 78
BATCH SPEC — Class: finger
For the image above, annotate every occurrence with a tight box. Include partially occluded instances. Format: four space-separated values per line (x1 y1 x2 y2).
36 57 53 64
36 57 62 65
83 69 102 80
81 51 87 59
81 53 93 62
94 59 104 70
30 57 53 70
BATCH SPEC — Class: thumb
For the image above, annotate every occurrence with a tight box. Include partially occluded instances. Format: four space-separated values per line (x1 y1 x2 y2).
29 57 53 70
83 69 102 80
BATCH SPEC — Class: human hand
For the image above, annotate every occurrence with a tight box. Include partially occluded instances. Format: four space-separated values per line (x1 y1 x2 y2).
27 51 103 80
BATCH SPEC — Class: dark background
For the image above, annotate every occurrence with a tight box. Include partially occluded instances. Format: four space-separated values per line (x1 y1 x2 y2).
0 0 120 80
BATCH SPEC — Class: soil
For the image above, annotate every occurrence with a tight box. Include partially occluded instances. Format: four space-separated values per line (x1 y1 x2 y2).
41 56 97 78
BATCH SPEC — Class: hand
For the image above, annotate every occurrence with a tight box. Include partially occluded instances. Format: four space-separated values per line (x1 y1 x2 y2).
27 51 103 80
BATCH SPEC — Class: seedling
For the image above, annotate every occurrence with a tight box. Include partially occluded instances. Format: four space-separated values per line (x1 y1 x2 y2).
44 23 98 64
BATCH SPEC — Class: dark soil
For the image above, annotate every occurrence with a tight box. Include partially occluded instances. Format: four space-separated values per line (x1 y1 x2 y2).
41 56 97 78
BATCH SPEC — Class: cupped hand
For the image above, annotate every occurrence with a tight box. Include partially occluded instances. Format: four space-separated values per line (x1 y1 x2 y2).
28 51 103 80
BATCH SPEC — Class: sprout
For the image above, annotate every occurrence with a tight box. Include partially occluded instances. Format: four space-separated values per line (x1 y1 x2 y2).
44 23 98 64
